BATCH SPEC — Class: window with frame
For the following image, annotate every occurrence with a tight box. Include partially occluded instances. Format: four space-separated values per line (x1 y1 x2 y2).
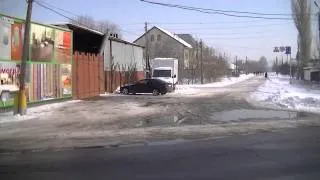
151 35 154 41
157 34 161 41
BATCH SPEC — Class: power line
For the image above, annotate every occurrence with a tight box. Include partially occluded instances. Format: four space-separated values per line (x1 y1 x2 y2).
153 23 291 30
119 29 141 35
198 32 277 37
142 0 293 16
140 0 294 20
208 43 266 52
34 1 138 35
148 20 269 25
119 20 283 26
126 23 292 32
34 1 80 24
36 0 79 17
202 36 279 40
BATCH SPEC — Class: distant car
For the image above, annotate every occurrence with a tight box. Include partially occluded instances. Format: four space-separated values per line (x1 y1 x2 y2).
120 79 169 96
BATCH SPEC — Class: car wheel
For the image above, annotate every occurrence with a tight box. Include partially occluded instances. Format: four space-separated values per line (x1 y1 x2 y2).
122 88 129 95
152 89 160 96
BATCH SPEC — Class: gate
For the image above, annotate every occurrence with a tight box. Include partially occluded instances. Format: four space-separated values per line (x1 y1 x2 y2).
73 52 105 99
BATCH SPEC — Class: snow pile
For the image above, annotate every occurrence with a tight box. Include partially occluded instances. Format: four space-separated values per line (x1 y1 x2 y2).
174 74 254 95
201 74 254 88
174 85 199 95
0 100 81 123
0 113 37 123
251 74 320 114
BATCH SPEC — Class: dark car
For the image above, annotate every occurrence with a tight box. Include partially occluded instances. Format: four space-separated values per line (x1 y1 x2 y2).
120 79 169 96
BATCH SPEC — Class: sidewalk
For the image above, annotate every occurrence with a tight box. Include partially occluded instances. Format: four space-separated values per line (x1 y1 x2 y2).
251 73 320 114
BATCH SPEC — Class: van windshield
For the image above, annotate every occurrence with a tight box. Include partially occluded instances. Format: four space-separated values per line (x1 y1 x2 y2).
153 70 171 77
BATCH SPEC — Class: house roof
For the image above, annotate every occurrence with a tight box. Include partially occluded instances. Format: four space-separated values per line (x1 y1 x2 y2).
134 26 192 49
109 36 144 48
177 34 197 48
52 23 104 36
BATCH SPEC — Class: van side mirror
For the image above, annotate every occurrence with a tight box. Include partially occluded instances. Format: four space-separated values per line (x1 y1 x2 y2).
172 75 176 78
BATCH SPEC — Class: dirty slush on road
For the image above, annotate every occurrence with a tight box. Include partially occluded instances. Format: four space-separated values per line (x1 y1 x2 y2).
0 77 319 153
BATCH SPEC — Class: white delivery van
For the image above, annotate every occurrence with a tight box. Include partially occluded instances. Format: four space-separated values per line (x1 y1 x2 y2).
151 58 178 90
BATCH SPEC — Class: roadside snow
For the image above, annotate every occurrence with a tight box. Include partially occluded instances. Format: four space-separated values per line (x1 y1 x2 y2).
174 74 254 95
0 100 81 123
201 74 254 88
251 74 320 114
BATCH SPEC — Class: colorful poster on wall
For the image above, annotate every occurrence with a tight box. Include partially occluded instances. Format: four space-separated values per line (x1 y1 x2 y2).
11 22 24 60
0 62 20 107
30 24 55 62
61 64 72 95
55 30 71 64
0 21 12 60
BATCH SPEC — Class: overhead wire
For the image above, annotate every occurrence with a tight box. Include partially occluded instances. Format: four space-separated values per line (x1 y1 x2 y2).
148 23 292 31
34 0 140 36
34 0 80 24
33 0 289 55
140 0 296 20
36 0 80 17
140 0 315 16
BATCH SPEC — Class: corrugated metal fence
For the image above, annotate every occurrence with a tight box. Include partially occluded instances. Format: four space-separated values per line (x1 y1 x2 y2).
73 52 105 99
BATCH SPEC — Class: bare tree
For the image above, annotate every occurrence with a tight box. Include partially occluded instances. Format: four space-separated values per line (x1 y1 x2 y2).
70 15 122 36
70 15 95 29
258 56 268 72
291 0 312 79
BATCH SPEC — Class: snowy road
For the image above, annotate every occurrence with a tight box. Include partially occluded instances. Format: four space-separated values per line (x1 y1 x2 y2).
0 76 319 152
2 127 320 180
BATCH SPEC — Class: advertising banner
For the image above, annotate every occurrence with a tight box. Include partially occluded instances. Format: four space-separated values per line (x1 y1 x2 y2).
0 14 73 107
55 30 71 64
61 64 72 95
11 22 24 60
30 24 55 62
0 21 12 60
0 62 19 107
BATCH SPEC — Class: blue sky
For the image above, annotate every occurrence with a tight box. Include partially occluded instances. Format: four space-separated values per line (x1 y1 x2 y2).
1 0 310 63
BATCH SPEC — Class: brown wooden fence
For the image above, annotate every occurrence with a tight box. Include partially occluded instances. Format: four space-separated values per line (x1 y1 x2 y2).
73 52 105 99
104 70 145 93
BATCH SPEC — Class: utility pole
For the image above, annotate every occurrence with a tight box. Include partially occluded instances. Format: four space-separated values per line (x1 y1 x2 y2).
235 56 238 76
318 13 320 48
276 56 278 74
289 53 292 80
17 0 33 115
144 22 150 78
193 41 199 84
200 39 203 84
315 1 320 45
245 56 248 74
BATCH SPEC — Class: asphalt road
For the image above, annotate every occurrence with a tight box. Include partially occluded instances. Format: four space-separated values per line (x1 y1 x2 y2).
1 127 320 180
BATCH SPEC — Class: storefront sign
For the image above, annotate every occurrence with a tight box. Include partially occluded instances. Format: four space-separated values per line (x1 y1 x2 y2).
0 67 20 75
0 16 14 24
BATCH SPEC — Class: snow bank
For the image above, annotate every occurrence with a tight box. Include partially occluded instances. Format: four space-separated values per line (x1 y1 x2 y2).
0 100 81 123
251 74 320 114
173 86 199 95
174 74 254 95
201 74 254 88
